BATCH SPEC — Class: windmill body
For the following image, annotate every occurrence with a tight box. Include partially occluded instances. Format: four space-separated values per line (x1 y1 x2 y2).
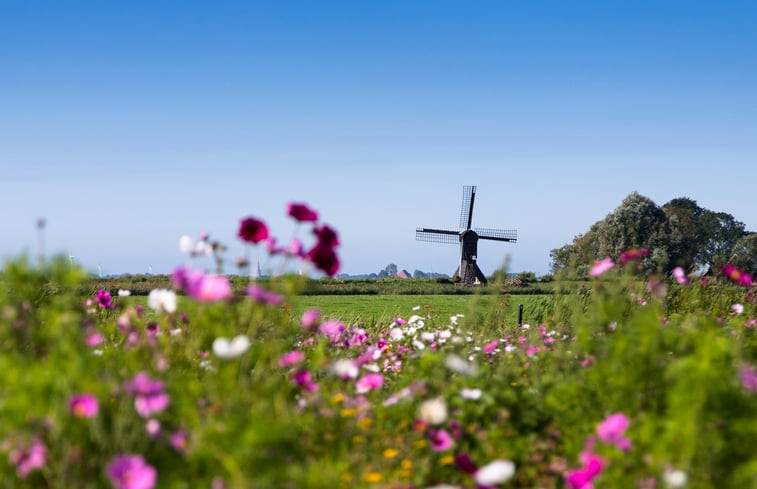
416 186 517 285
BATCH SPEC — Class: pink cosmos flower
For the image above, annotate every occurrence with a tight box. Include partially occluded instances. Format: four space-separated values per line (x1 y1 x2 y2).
483 340 498 354
307 243 340 276
590 258 614 277
8 438 46 478
429 429 454 451
238 217 269 244
721 264 754 286
86 332 105 346
292 369 318 392
355 373 384 394
566 452 603 489
287 202 319 222
672 266 689 284
741 365 757 392
278 350 305 367
69 393 99 418
246 285 283 306
288 238 305 258
194 274 231 302
96 289 113 309
125 372 170 418
313 224 340 248
300 308 321 330
170 430 189 453
597 413 631 450
319 320 345 342
107 454 157 489
619 248 649 266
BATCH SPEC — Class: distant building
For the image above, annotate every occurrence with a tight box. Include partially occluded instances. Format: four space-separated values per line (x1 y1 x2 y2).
397 269 412 279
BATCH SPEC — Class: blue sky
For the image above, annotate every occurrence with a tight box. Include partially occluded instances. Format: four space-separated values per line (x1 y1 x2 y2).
1 1 755 277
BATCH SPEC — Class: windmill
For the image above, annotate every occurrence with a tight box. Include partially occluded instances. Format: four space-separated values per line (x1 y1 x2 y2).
415 185 517 285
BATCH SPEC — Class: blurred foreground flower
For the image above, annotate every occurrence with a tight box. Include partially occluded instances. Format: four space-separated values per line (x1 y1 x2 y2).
721 264 754 286
238 217 269 244
419 397 448 425
474 459 516 486
107 454 157 489
125 372 170 418
287 202 319 222
671 267 689 284
596 413 631 451
69 393 99 418
212 335 251 359
8 438 46 478
590 258 614 277
148 289 177 314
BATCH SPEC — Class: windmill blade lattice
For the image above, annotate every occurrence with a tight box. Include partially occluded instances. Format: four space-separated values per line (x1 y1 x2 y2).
415 228 459 245
474 227 518 243
459 185 475 230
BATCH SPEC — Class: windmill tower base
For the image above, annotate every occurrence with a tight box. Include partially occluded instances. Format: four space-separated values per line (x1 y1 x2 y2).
454 261 488 285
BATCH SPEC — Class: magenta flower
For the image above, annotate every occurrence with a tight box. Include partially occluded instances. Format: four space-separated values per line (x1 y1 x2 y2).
288 238 305 258
292 369 318 392
107 454 157 489
86 332 105 347
355 373 384 394
619 248 649 266
8 438 46 478
597 413 631 450
278 350 305 367
590 258 614 277
246 285 283 306
238 216 269 244
96 289 113 310
69 393 99 418
429 429 454 451
483 340 498 355
566 453 603 489
313 224 340 248
741 365 757 392
287 202 319 222
170 430 189 453
672 266 689 284
300 308 321 330
721 264 754 286
319 319 345 342
125 372 170 418
307 243 340 276
194 274 231 302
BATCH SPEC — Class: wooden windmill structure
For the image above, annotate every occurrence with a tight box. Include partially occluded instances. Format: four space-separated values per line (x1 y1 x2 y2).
416 185 517 285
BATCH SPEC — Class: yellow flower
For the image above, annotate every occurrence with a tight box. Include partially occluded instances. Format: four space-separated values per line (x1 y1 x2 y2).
340 408 356 418
401 459 413 470
363 472 382 483
439 455 455 466
357 417 373 430
331 393 345 404
413 439 427 448
383 448 399 459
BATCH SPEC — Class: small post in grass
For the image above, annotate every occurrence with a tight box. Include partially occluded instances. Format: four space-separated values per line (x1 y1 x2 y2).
517 304 523 327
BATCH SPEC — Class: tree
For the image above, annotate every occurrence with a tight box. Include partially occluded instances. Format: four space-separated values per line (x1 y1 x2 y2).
728 233 757 274
698 211 746 273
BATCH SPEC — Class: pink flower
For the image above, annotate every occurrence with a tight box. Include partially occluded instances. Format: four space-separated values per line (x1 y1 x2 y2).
647 278 667 299
278 350 305 367
590 258 614 277
319 319 345 342
246 285 283 306
619 248 649 266
292 369 318 392
125 372 170 418
287 202 319 222
429 429 454 451
597 413 631 450
566 453 603 489
301 308 321 330
107 454 157 489
8 438 46 478
86 332 105 346
194 274 231 302
483 340 499 354
69 393 99 418
170 430 189 453
741 365 757 392
313 224 340 248
672 267 689 284
721 264 754 286
96 289 113 309
238 217 269 244
355 373 384 394
288 238 305 258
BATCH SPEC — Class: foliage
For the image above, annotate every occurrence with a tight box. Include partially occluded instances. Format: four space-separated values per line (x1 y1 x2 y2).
1 240 756 488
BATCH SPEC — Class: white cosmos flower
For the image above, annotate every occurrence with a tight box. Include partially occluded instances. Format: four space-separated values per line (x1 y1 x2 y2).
118 289 131 297
664 469 687 488
212 335 251 359
460 388 482 400
444 354 478 376
412 305 421 311
413 340 426 351
438 330 452 340
148 289 177 314
408 314 422 324
330 359 358 379
732 303 744 315
389 327 404 341
420 331 435 342
474 460 516 486
179 235 194 254
418 397 447 425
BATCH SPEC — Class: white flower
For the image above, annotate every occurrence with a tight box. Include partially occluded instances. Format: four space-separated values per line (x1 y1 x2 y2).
450 315 459 325
179 235 195 254
444 354 478 376
413 340 426 351
505 345 517 353
363 363 380 373
330 359 358 379
474 460 516 486
418 397 447 425
663 469 687 488
420 331 436 343
412 305 421 311
408 314 422 324
212 335 251 359
460 388 482 400
438 330 452 340
608 321 618 331
389 327 404 341
118 289 131 297
732 303 744 315
522 323 530 330
148 289 177 314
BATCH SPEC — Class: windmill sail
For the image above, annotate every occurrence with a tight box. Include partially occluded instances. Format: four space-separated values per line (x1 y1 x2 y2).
459 185 476 230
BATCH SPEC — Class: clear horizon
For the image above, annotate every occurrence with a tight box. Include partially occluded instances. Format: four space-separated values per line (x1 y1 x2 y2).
2 1 755 277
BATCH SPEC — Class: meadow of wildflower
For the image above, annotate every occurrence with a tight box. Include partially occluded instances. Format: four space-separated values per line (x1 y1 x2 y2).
1 204 756 489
